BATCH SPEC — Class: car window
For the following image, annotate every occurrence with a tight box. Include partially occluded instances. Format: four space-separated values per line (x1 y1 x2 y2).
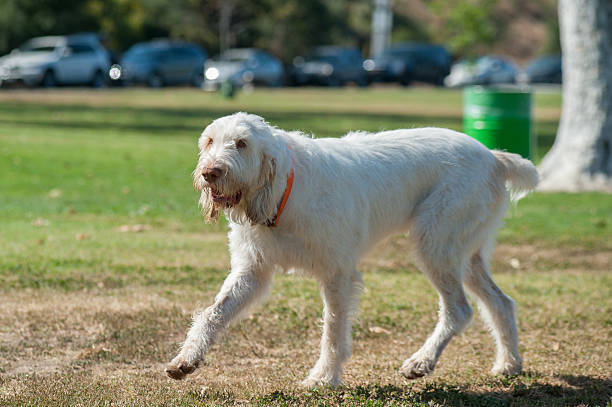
306 55 338 64
186 46 205 58
385 49 411 59
23 45 57 52
257 53 271 62
221 50 252 62
69 44 95 54
345 51 361 64
20 39 62 52
169 47 194 59
528 58 560 71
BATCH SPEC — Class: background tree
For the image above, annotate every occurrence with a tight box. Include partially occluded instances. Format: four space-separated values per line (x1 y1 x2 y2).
538 0 612 191
0 0 565 64
0 0 98 51
253 0 336 61
428 0 498 57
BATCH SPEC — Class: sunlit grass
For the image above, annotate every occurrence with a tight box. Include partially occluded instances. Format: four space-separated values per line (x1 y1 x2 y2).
0 87 610 406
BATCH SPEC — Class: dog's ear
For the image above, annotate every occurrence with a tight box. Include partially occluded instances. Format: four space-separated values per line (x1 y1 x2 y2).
245 154 277 225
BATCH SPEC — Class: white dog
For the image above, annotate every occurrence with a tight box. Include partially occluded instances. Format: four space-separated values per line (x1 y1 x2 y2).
165 112 539 386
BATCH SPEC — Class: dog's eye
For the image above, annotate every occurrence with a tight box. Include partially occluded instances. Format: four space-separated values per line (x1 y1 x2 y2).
205 138 213 149
235 139 247 149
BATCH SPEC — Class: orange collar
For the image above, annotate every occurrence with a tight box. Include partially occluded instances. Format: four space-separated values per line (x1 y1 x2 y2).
268 155 295 227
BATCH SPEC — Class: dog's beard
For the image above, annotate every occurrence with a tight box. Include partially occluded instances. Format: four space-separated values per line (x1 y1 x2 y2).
196 177 245 223
199 189 219 223
193 154 277 226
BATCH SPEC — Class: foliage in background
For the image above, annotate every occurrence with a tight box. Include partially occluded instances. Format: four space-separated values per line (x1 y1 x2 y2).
0 0 559 62
251 0 338 61
391 13 432 45
428 0 498 57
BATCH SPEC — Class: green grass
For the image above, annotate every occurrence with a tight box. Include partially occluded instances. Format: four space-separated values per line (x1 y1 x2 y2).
0 87 610 406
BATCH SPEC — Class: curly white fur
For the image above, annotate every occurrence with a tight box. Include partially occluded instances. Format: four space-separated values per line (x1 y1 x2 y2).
165 112 539 386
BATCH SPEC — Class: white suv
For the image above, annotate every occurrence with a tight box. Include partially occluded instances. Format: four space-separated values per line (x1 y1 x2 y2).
0 34 111 87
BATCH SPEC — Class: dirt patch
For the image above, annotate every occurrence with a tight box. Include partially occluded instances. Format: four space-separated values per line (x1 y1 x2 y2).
494 244 612 271
0 289 193 376
362 235 611 273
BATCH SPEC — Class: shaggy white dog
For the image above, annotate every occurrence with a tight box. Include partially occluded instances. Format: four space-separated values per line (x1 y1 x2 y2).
165 112 539 386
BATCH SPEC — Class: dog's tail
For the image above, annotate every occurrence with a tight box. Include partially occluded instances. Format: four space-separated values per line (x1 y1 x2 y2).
493 151 539 202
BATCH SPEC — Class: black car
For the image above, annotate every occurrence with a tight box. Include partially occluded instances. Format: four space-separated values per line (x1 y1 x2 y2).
519 55 562 84
290 46 368 87
115 40 207 87
363 43 451 86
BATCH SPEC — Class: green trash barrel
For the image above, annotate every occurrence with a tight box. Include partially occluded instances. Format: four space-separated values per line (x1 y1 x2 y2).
463 86 532 159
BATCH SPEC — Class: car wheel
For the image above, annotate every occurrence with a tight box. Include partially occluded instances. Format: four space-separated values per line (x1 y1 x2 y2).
146 72 164 88
399 75 412 87
41 70 57 88
191 70 204 88
356 75 369 88
268 76 284 88
327 76 343 87
91 70 107 88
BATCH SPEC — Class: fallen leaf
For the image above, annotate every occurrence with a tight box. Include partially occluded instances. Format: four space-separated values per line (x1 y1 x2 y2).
32 218 49 227
369 326 392 335
118 224 151 233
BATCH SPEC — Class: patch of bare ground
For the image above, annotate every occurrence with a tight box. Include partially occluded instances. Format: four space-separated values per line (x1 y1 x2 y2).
1 233 609 405
1 268 610 406
362 234 611 273
494 244 612 272
0 289 197 376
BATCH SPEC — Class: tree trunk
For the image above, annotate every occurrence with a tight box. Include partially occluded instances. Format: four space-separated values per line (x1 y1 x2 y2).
538 0 612 192
218 1 235 54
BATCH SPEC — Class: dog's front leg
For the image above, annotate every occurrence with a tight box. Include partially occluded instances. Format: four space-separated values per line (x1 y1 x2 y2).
165 268 272 380
302 270 362 387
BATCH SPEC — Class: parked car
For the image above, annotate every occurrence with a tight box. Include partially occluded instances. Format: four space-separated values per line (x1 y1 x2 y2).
290 46 368 87
115 40 207 87
444 56 518 87
517 55 562 84
0 33 111 87
204 48 284 89
443 59 475 88
363 43 451 86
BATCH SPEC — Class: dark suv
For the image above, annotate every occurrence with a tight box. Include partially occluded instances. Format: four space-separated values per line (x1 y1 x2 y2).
290 46 368 87
363 43 451 86
117 40 207 87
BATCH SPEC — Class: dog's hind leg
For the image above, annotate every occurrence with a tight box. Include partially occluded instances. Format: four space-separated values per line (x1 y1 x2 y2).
302 269 363 387
465 251 522 375
400 254 473 379
166 267 273 380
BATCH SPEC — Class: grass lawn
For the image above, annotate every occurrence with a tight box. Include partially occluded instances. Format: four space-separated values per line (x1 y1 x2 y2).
0 87 610 406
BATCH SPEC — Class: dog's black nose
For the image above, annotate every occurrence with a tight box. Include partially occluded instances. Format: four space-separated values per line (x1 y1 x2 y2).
202 167 223 183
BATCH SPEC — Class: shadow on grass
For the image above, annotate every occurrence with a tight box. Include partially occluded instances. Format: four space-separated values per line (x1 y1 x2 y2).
0 101 465 136
0 101 560 158
249 374 612 407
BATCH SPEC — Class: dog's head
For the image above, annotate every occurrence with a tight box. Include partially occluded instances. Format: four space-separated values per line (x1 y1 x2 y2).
194 112 282 225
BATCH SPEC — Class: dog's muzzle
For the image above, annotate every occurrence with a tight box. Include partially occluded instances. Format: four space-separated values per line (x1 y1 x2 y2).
210 189 242 207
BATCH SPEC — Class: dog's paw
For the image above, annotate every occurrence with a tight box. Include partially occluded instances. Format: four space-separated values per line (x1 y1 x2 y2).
165 358 200 380
399 355 436 380
490 358 522 376
300 375 342 388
